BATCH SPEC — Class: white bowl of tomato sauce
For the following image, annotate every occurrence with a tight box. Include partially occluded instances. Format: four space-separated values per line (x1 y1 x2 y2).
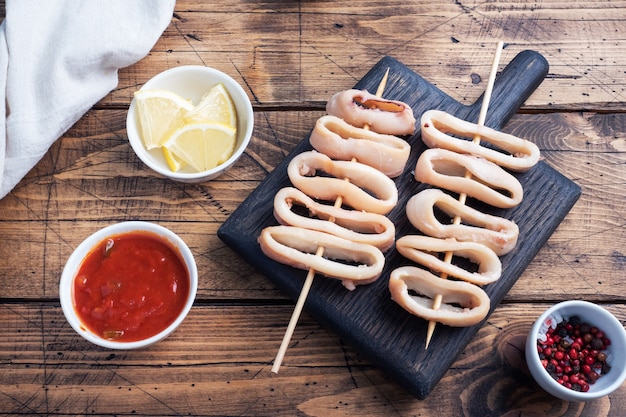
60 221 198 349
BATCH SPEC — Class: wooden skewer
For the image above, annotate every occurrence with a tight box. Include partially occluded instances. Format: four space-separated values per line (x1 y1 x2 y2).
271 68 390 373
424 41 504 349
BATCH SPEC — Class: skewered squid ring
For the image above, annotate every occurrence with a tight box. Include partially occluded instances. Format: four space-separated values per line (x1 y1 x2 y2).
395 235 501 286
273 187 396 251
326 89 416 136
414 148 523 208
258 225 385 291
309 115 411 177
406 188 519 256
389 266 491 327
287 150 398 215
420 110 540 172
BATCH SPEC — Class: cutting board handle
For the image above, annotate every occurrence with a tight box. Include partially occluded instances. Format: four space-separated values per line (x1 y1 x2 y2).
362 50 549 131
472 49 549 129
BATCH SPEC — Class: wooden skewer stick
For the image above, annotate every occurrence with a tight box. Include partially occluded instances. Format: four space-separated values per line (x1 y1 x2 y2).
424 41 504 349
271 68 390 373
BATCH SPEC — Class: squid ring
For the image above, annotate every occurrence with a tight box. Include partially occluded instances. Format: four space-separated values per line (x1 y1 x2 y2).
273 187 396 251
395 235 501 286
287 150 398 215
309 115 411 177
421 110 540 172
414 148 523 208
405 189 519 256
258 225 385 291
325 89 416 136
389 266 491 327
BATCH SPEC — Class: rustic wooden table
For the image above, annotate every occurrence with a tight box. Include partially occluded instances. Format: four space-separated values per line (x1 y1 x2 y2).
1 1 625 416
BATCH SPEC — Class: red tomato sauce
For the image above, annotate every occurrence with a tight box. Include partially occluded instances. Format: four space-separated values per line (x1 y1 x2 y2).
73 231 190 342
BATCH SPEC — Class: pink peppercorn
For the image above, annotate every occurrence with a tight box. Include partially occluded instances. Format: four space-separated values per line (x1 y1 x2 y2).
537 315 612 392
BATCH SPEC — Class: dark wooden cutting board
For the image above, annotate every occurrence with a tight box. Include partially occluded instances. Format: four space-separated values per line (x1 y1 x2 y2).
217 51 581 399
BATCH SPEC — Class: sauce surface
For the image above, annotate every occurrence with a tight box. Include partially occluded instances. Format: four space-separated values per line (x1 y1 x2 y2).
73 231 190 342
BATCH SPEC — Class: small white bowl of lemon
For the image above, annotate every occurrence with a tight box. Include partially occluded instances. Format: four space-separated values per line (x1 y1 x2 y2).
127 66 253 183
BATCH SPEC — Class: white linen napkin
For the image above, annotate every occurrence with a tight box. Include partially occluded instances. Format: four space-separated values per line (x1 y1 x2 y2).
0 0 176 199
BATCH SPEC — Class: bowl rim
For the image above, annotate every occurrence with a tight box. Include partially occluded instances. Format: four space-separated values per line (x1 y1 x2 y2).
526 300 626 401
59 221 198 349
126 65 254 182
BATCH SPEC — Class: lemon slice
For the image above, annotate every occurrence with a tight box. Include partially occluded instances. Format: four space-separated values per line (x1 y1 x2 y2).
163 123 237 172
185 83 238 129
134 89 194 150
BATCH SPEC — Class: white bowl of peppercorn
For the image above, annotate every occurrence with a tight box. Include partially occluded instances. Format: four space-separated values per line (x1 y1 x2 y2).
526 300 626 401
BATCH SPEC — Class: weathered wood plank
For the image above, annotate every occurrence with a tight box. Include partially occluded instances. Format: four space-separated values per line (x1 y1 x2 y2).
1 303 624 416
90 0 626 111
2 2 626 110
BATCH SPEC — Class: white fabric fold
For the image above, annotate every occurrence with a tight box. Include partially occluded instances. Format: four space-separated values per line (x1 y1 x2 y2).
0 0 176 199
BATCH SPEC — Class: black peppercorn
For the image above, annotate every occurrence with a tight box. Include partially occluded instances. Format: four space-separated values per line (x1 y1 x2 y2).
591 337 603 350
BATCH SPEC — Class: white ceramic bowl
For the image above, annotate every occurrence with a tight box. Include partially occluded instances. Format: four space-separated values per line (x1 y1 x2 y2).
126 65 254 183
525 300 626 401
60 221 198 349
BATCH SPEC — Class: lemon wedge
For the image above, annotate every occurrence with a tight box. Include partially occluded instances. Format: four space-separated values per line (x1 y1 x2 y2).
185 83 238 129
134 89 194 150
162 147 186 172
163 123 237 172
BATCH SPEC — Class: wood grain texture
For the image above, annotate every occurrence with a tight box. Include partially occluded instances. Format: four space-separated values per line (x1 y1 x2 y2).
1 0 626 415
2 303 625 416
96 0 626 112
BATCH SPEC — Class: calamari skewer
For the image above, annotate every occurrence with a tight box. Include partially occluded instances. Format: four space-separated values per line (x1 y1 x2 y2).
271 69 390 373
425 41 504 349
